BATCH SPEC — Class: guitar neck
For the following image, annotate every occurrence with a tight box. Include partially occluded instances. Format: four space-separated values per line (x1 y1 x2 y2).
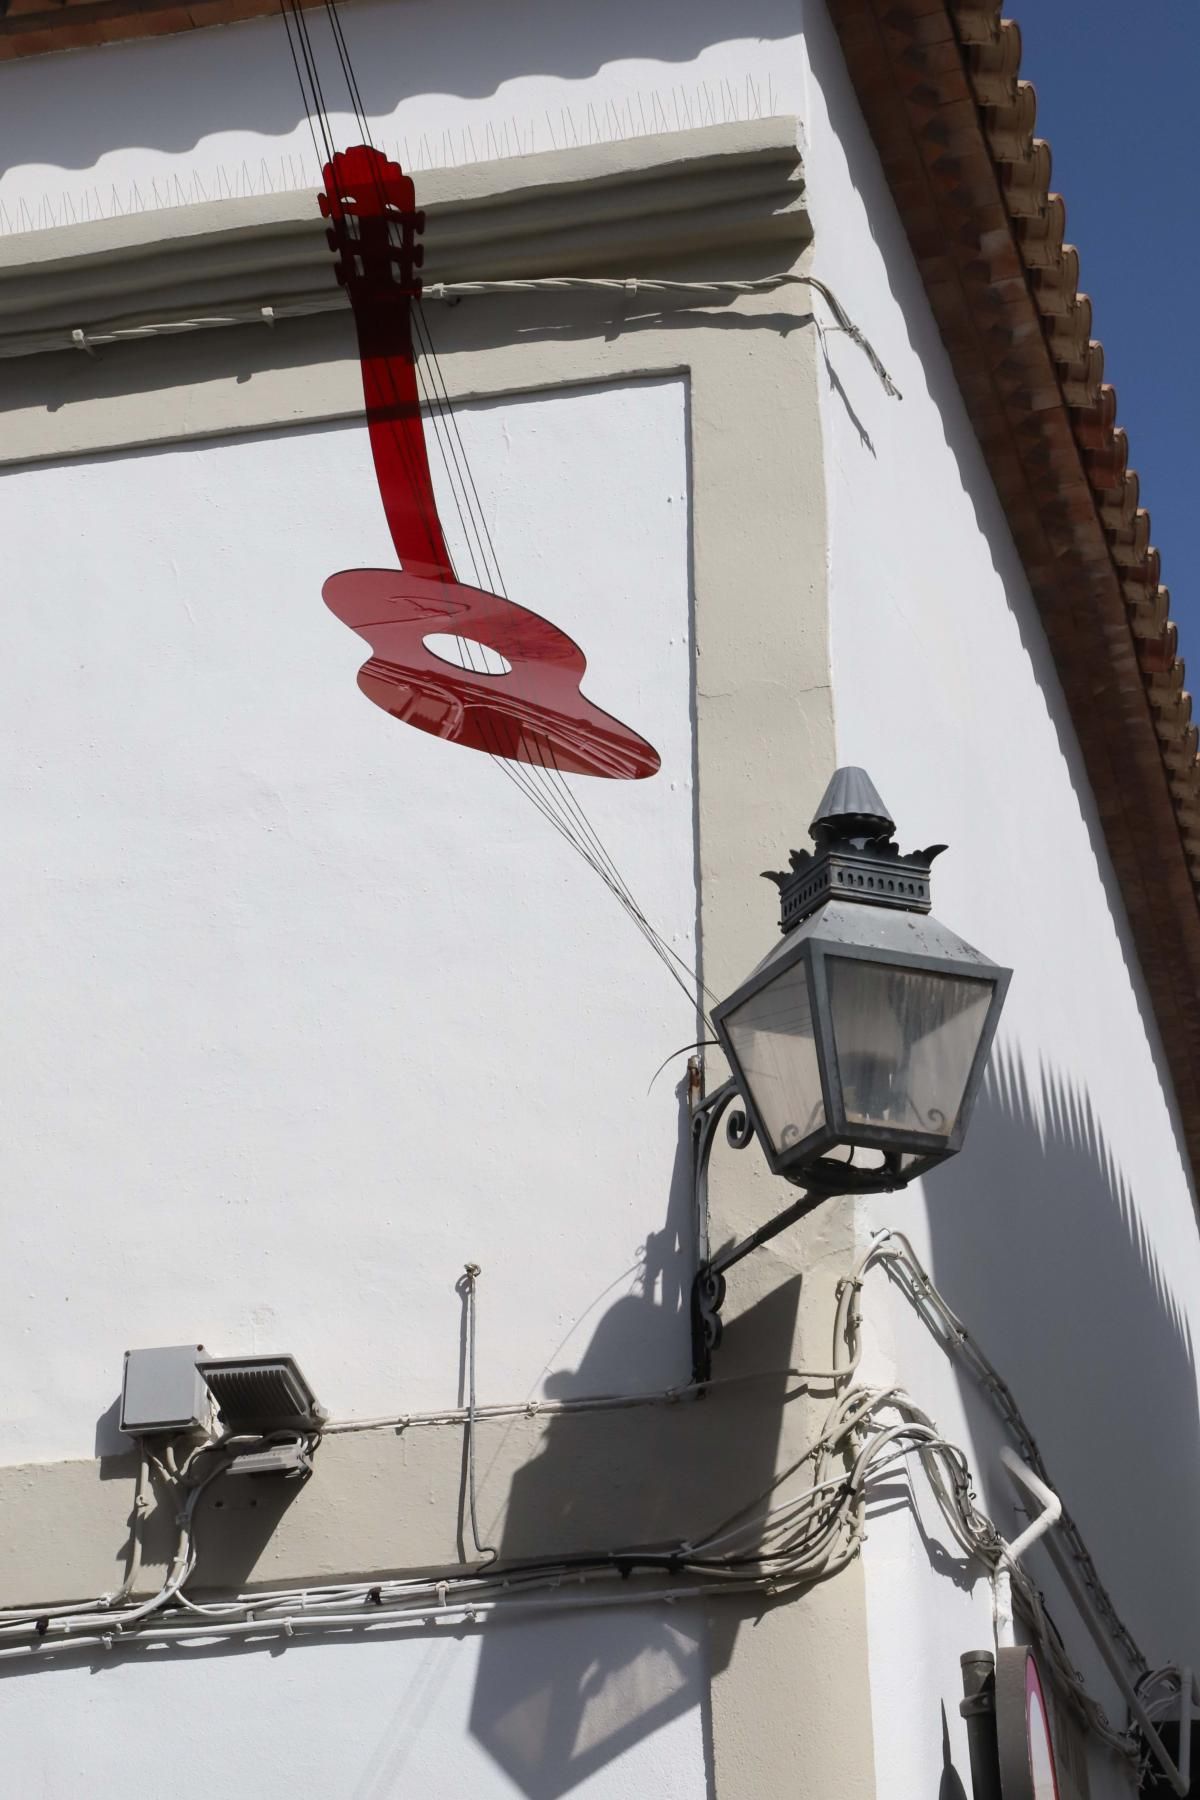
354 307 455 584
321 145 453 582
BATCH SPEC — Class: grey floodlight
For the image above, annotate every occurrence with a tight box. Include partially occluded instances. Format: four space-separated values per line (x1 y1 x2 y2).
195 1354 326 1435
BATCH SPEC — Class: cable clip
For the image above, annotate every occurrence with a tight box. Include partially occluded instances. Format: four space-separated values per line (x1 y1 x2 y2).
624 278 638 295
428 282 446 302
101 1634 115 1652
71 328 96 358
436 1581 449 1609
260 305 276 328
282 1618 294 1638
524 1400 540 1417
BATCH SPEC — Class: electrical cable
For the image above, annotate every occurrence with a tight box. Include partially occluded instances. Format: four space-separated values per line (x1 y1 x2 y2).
460 1263 497 1566
0 1226 1151 1785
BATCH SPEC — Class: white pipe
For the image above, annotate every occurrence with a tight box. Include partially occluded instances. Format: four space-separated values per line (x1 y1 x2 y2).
993 1566 1016 1652
999 1448 1063 1561
994 1448 1063 1652
1000 1452 1191 1798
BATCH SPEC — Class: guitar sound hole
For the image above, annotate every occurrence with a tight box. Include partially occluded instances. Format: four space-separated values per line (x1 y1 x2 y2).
423 634 512 677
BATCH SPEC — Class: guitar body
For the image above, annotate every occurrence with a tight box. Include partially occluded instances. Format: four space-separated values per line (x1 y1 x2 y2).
322 566 660 778
319 145 660 781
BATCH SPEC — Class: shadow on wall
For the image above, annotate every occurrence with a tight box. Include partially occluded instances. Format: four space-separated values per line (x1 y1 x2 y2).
2 0 800 178
466 1084 801 1799
923 1041 1200 1661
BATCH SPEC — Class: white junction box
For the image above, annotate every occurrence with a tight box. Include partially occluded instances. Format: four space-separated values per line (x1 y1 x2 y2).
120 1344 210 1436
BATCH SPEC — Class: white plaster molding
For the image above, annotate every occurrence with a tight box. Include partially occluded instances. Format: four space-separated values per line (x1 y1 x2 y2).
0 117 806 361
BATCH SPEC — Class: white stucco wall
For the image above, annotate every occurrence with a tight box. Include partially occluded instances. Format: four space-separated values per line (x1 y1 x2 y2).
0 375 698 1465
0 7 804 1794
4 0 1195 1794
0 368 712 1795
0 1603 707 1799
800 4 1200 1796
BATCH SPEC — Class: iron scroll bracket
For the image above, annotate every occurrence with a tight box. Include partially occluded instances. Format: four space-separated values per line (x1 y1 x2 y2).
689 1077 841 1383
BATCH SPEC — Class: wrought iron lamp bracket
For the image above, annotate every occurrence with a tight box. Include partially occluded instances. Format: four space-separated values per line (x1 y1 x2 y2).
690 1078 840 1383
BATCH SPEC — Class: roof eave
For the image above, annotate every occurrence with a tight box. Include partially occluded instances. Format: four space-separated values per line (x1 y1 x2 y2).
827 0 1200 1189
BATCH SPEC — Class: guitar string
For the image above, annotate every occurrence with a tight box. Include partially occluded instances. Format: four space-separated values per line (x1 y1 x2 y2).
281 2 330 179
284 4 612 881
291 4 709 1020
285 0 707 1020
287 0 620 832
405 315 714 1009
316 0 709 1006
405 304 714 1008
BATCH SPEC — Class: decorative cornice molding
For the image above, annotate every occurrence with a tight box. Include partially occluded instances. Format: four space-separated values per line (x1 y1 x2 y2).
0 118 808 360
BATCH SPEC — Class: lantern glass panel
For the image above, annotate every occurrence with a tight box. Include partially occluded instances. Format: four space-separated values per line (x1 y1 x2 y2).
826 957 994 1138
723 957 825 1155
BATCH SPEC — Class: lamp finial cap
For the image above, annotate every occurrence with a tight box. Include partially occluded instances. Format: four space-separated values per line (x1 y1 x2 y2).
810 766 894 842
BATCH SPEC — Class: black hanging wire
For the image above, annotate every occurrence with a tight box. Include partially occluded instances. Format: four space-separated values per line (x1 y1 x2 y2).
322 5 711 1019
283 0 710 1020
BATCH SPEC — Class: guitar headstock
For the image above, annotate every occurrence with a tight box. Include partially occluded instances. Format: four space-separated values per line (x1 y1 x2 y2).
319 145 425 299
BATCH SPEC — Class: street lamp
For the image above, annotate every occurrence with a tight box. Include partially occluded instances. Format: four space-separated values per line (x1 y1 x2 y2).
691 767 1010 1378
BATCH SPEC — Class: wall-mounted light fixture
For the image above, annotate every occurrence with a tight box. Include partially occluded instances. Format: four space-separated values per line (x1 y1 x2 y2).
692 768 1010 1379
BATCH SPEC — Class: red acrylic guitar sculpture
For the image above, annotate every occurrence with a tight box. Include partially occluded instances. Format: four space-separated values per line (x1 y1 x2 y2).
319 146 660 780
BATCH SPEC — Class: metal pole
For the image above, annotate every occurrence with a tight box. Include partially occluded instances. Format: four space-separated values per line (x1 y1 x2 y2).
959 1649 1003 1800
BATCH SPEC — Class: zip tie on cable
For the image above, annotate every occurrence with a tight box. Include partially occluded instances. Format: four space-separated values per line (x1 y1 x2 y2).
436 1582 448 1609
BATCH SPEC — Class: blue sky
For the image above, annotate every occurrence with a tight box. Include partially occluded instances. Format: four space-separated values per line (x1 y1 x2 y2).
1017 3 1199 657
